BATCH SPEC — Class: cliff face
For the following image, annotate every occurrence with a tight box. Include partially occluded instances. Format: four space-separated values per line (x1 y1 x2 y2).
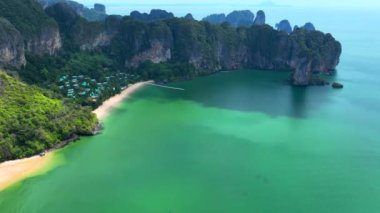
45 2 113 51
126 41 172 68
0 0 62 67
289 30 342 85
112 21 341 85
0 18 26 68
26 27 62 55
80 31 115 51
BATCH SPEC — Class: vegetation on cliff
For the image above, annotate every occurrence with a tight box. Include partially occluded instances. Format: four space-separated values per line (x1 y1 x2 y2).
0 71 97 162
0 0 57 38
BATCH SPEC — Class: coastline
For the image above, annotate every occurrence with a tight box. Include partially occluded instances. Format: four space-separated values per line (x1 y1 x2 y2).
0 153 54 191
0 81 152 192
93 80 153 121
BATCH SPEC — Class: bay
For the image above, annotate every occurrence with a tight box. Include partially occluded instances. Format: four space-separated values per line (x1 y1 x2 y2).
0 7 379 213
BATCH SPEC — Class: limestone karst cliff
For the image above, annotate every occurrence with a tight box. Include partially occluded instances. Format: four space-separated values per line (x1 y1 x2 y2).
0 18 25 68
0 0 62 64
0 0 341 86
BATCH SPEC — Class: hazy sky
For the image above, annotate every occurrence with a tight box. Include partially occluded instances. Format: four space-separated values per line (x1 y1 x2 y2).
74 0 379 22
77 0 380 9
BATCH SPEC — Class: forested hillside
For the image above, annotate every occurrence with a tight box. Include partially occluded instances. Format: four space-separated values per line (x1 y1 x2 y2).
0 71 97 161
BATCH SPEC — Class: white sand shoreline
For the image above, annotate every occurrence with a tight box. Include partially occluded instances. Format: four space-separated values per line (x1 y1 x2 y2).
93 80 153 121
0 81 152 191
0 154 53 191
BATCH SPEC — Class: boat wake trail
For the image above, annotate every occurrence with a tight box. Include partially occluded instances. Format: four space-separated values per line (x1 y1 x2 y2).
147 83 185 91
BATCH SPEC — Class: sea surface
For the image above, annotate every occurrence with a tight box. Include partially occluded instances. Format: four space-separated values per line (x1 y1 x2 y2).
1 7 380 213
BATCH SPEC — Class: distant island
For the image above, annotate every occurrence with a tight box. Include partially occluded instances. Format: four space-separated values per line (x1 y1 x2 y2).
0 0 342 161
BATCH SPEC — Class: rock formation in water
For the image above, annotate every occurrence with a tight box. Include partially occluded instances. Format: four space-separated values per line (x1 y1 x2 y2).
253 10 266 25
289 29 341 86
276 20 292 33
332 82 344 89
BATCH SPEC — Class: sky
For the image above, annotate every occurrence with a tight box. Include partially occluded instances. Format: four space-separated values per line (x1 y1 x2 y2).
74 0 380 22
77 0 380 9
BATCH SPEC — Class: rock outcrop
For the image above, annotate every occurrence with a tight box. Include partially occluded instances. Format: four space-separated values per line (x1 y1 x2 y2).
302 22 316 31
0 18 26 68
253 10 266 25
203 10 255 27
38 0 107 21
276 20 292 33
130 10 175 22
225 10 255 27
202 14 226 24
184 13 195 20
93 4 106 14
289 29 342 86
332 82 343 89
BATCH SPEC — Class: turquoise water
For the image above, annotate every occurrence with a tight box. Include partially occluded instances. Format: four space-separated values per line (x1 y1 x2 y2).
1 8 380 213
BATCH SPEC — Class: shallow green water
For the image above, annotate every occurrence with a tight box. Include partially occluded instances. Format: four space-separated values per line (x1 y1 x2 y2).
1 9 380 213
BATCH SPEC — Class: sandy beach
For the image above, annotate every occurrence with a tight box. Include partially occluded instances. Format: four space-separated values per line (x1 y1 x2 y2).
93 81 153 120
0 153 53 191
0 81 151 192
